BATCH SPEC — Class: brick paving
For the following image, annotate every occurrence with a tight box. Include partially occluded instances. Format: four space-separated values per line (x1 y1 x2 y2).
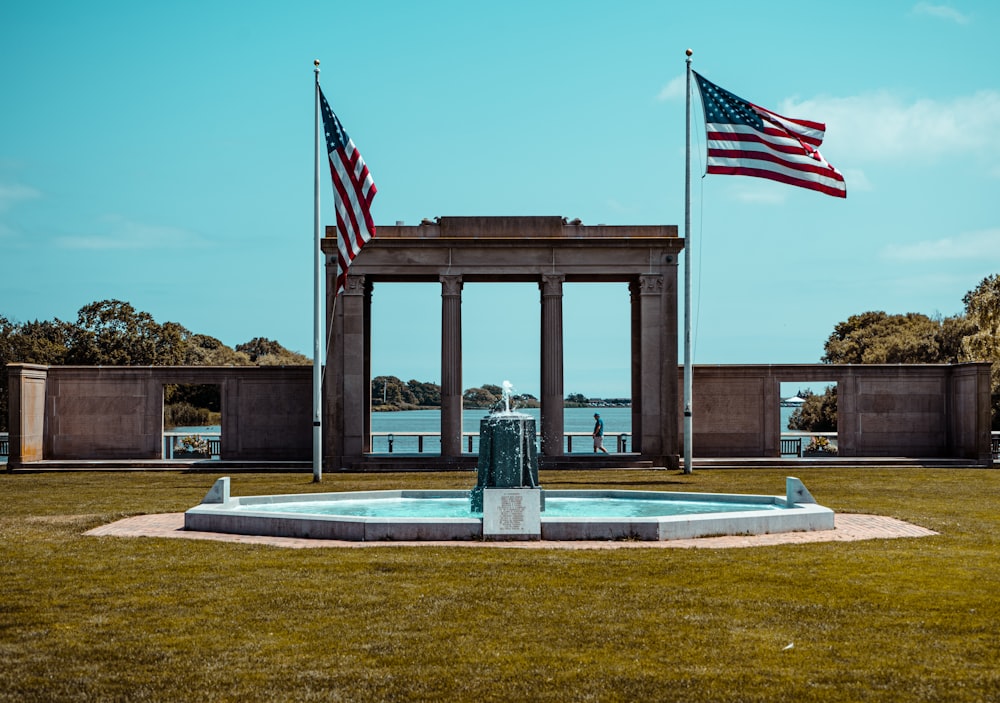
85 512 937 550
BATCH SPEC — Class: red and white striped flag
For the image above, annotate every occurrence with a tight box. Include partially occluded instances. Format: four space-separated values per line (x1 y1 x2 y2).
318 87 377 296
693 72 846 198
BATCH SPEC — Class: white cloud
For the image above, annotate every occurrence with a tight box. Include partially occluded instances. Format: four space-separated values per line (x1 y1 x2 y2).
781 90 1000 164
656 74 685 102
912 2 970 24
55 214 204 250
881 228 1000 262
0 183 41 212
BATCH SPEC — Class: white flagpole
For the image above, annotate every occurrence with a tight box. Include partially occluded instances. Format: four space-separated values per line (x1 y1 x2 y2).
312 60 324 482
683 49 694 474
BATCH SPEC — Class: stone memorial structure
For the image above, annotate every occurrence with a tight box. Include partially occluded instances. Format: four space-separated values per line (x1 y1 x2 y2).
323 216 684 470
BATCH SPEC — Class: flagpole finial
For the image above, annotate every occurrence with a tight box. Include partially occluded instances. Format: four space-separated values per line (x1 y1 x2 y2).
314 59 320 66
685 48 692 57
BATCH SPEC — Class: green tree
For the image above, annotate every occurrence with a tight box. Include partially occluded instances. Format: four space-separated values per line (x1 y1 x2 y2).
788 387 837 432
183 334 252 366
939 314 978 362
1 317 73 432
463 386 499 409
822 311 956 364
64 299 185 365
236 337 310 366
514 393 540 408
961 274 1000 428
565 393 588 406
0 316 14 431
372 376 416 407
406 379 441 407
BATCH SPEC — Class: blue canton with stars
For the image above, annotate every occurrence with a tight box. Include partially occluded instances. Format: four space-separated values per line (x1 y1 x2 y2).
694 72 763 130
319 89 350 151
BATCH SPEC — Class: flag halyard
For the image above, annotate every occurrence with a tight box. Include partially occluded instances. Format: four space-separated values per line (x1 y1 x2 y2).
693 71 846 198
318 86 377 297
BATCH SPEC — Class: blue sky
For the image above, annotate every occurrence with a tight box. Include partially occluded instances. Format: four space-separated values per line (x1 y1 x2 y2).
2 1 998 399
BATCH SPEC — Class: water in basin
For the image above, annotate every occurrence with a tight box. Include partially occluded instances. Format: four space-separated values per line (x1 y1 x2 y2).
234 495 788 519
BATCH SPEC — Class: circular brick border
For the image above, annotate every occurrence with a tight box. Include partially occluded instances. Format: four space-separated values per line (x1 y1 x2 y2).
86 512 937 549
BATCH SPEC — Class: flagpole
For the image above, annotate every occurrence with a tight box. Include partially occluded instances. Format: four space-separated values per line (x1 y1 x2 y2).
312 60 323 482
683 49 693 474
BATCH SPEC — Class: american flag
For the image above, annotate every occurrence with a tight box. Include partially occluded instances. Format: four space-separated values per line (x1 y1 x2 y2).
693 72 846 198
318 86 377 297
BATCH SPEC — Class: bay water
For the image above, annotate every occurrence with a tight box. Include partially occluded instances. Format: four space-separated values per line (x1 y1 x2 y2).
169 405 804 454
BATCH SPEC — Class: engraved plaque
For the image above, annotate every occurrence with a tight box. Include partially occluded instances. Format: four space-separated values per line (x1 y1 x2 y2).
483 488 541 540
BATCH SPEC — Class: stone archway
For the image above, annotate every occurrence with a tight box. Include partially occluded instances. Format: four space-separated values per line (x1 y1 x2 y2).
322 216 683 471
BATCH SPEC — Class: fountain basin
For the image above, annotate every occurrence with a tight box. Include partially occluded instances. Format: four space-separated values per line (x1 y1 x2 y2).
184 480 835 542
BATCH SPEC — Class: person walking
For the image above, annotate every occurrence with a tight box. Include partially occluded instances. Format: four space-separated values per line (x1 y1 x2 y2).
593 412 608 454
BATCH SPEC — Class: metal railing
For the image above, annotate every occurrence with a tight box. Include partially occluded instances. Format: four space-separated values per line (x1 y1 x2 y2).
373 431 632 454
4 430 996 462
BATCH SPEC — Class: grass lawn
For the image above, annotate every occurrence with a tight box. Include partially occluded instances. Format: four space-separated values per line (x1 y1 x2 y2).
2 468 999 702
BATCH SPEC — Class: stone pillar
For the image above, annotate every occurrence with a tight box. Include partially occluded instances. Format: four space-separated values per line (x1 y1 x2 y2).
629 280 642 453
837 370 856 457
638 274 665 461
539 273 565 457
440 275 464 458
325 277 344 466
764 375 780 457
660 254 680 469
6 363 47 466
363 280 373 452
341 274 368 461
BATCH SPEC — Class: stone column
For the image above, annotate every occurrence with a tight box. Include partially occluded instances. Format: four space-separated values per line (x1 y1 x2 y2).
638 274 664 461
539 273 565 457
629 280 642 453
362 280 373 452
440 275 464 458
341 274 368 461
325 266 344 467
660 253 680 469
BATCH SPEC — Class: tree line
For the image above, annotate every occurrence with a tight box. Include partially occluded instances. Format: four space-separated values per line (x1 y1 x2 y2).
372 377 541 411
790 274 1000 431
0 299 309 432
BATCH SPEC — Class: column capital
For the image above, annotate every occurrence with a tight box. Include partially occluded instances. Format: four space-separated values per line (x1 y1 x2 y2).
344 274 366 295
440 274 463 296
638 274 664 294
541 273 565 296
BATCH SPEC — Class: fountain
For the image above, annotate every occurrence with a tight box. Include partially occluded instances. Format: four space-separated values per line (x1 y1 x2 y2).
184 381 836 541
469 381 544 539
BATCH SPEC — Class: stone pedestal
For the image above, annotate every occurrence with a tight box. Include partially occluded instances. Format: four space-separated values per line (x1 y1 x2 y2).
470 413 541 515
